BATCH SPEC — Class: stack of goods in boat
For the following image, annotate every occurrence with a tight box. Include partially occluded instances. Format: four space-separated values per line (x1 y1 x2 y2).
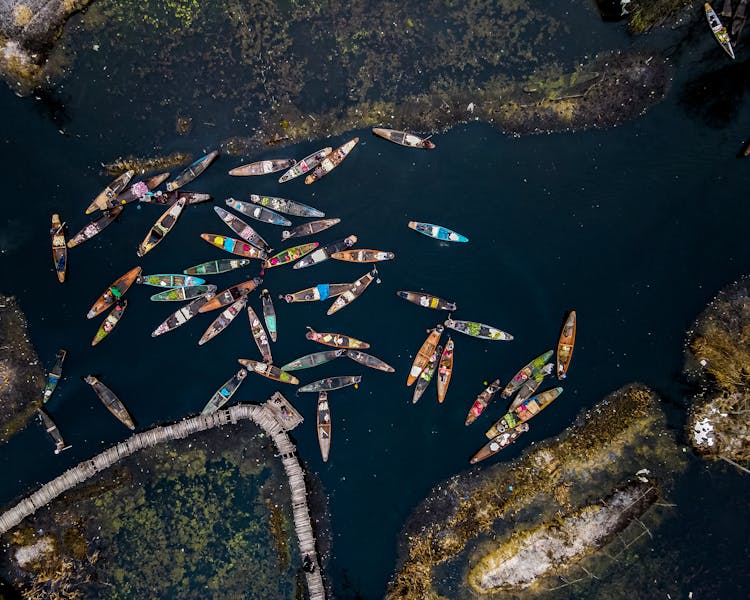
166 150 218 191
282 350 345 371
214 206 271 251
264 243 319 269
445 317 512 340
84 375 135 430
306 327 370 349
150 284 214 302
136 198 186 257
51 214 67 283
557 310 576 379
705 2 736 58
247 306 272 363
199 278 262 312
229 157 296 176
327 269 379 315
500 351 554 401
183 258 250 275
436 339 454 403
91 300 127 346
42 349 67 403
407 325 443 386
372 128 436 149
151 289 217 337
201 368 247 414
238 358 299 384
87 266 141 319
509 363 554 410
408 221 469 242
413 345 442 404
331 249 395 262
260 289 277 342
249 194 325 218
85 170 134 214
345 350 395 373
282 282 350 303
200 233 267 259
470 423 529 464
397 290 456 311
138 274 205 288
226 197 291 226
305 138 359 184
198 296 247 345
114 173 170 206
298 375 362 392
139 190 212 206
282 218 340 240
465 379 501 425
294 236 357 269
67 206 123 248
279 147 332 183
485 388 564 438
317 391 331 462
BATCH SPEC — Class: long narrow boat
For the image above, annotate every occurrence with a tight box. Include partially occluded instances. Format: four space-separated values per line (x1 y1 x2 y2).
139 190 212 206
317 391 331 462
306 327 370 349
327 269 378 315
282 350 345 371
705 2 736 59
407 325 444 386
397 290 456 311
113 173 170 206
151 289 217 337
444 318 513 341
508 363 554 411
282 218 340 240
721 0 733 17
556 310 577 379
485 387 563 438
247 306 272 363
408 221 469 242
250 194 325 218
413 345 441 404
42 349 67 403
237 359 299 384
166 150 219 191
469 424 529 464
279 147 332 183
464 379 501 425
150 284 214 301
372 128 436 149
51 214 67 283
299 375 361 393
91 300 127 346
87 266 141 319
201 369 247 414
198 296 247 345
136 198 186 257
281 283 350 303
84 375 136 430
732 0 747 37
229 157 295 176
294 236 357 269
38 409 70 454
85 170 134 214
225 198 291 226
436 339 454 403
261 289 277 342
200 233 267 260
264 242 319 269
345 350 395 373
199 278 263 312
139 274 205 288
305 138 359 184
500 350 553 399
331 249 395 263
67 206 123 248
184 258 250 276
213 206 270 251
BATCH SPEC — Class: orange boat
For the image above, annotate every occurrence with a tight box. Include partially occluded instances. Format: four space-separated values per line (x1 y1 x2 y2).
556 311 576 379
436 338 454 403
198 278 263 313
51 214 67 283
86 266 141 319
407 325 443 386
305 327 370 349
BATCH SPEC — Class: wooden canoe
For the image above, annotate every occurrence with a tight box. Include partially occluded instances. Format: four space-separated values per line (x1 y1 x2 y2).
150 284 214 302
556 311 576 379
247 306 272 363
250 194 324 218
264 242 319 269
151 290 217 337
305 138 359 184
38 409 70 454
281 350 345 371
87 266 141 319
225 198 291 226
91 300 127 346
51 214 67 283
413 345 441 404
444 318 513 341
229 158 296 176
281 283 350 303
279 147 332 183
166 150 218 191
485 387 563 438
372 128 436 149
213 206 270 251
470 424 529 464
261 289 277 342
705 2 735 59
198 296 247 345
139 274 205 288
85 170 134 214
509 364 554 411
199 278 262 312
331 249 394 263
136 198 185 257
282 218 340 240
306 327 370 349
436 338 454 403
408 221 469 242
294 236 359 270
407 326 444 386
84 375 135 430
201 369 247 414
139 190 212 206
733 0 748 38
464 379 501 426
500 350 553 399
327 269 377 315
184 259 250 275
237 359 299 384
397 290 456 311
200 233 267 259
345 350 395 373
67 206 124 248
42 349 67 403
298 375 361 393
113 173 170 206
317 391 331 462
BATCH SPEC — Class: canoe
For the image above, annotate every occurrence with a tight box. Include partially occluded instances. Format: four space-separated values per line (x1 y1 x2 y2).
260 289 277 342
151 289 217 337
412 345 441 404
113 173 170 206
470 424 529 464
139 190 212 206
139 274 205 288
305 138 359 184
38 409 70 454
464 379 501 425
436 338 454 403
721 0 733 16
298 375 361 393
199 278 263 312
732 0 747 37
293 236 357 269
225 198 291 226
327 269 378 315
237 359 299 384
306 327 370 349
201 369 247 414
166 150 218 191
556 311 576 379
198 296 247 345
281 350 345 371
281 283 350 303
229 158 296 176
136 198 186 257
372 128 436 149
264 242 319 269
282 218 340 240
407 325 444 386
485 387 563 438
345 350 395 373
51 214 67 283
331 249 395 263
87 266 141 319
250 194 325 217
705 3 735 59
408 221 468 243
184 258 250 276
42 349 67 403
150 284 214 301
247 306 272 363
84 375 136 430
317 391 331 462
508 363 554 411
279 147 332 183
91 300 127 346
85 170 134 214
200 233 268 260
213 206 270 251
500 350 554 399
397 290 456 311
444 318 513 341
67 206 123 248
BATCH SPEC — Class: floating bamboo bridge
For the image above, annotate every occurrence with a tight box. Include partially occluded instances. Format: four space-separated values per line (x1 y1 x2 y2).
0 393 326 600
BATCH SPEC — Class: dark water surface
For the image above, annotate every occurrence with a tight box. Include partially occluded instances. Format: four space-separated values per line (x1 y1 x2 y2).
1 2 750 598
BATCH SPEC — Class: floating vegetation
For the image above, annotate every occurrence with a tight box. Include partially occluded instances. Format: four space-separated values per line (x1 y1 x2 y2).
101 152 191 176
626 0 698 33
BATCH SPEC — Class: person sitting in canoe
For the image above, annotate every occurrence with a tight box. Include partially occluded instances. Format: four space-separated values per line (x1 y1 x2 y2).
104 285 123 302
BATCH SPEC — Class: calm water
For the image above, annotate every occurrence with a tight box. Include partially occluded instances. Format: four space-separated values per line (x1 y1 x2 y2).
1 2 750 598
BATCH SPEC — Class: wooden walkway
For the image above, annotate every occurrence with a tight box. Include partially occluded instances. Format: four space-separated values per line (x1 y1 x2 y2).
0 396 326 600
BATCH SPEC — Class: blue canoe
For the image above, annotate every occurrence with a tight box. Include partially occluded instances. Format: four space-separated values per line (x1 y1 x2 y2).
408 221 469 242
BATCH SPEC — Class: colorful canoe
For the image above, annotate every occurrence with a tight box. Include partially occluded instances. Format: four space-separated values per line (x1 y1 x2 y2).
345 350 395 373
372 128 435 149
282 218 340 240
500 350 554 399
201 369 247 414
470 424 529 464
705 2 735 59
136 198 185 257
213 206 270 251
87 266 141 319
67 206 123 248
298 375 361 393
444 318 513 341
247 305 272 363
199 278 262 312
331 249 394 263
317 391 331 462
264 242 319 269
139 190 212 206
282 283 350 303
151 289 217 337
485 387 563 438
84 375 135 430
436 339 454 403
250 194 325 218
238 359 299 384
279 147 332 183
260 289 277 342
139 274 205 288
184 258 250 276
305 138 359 184
200 233 267 260
198 296 247 345
293 236 357 269
51 214 67 283
306 327 370 349
85 170 134 214
413 345 441 404
408 221 468 243
281 350 345 371
327 269 378 316
166 150 218 191
509 364 554 411
407 325 444 386
225 198 291 226
42 349 67 403
464 379 501 425
38 409 70 454
229 158 296 176
113 173 170 206
557 311 576 379
397 290 456 311
91 300 127 346
150 284 214 301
